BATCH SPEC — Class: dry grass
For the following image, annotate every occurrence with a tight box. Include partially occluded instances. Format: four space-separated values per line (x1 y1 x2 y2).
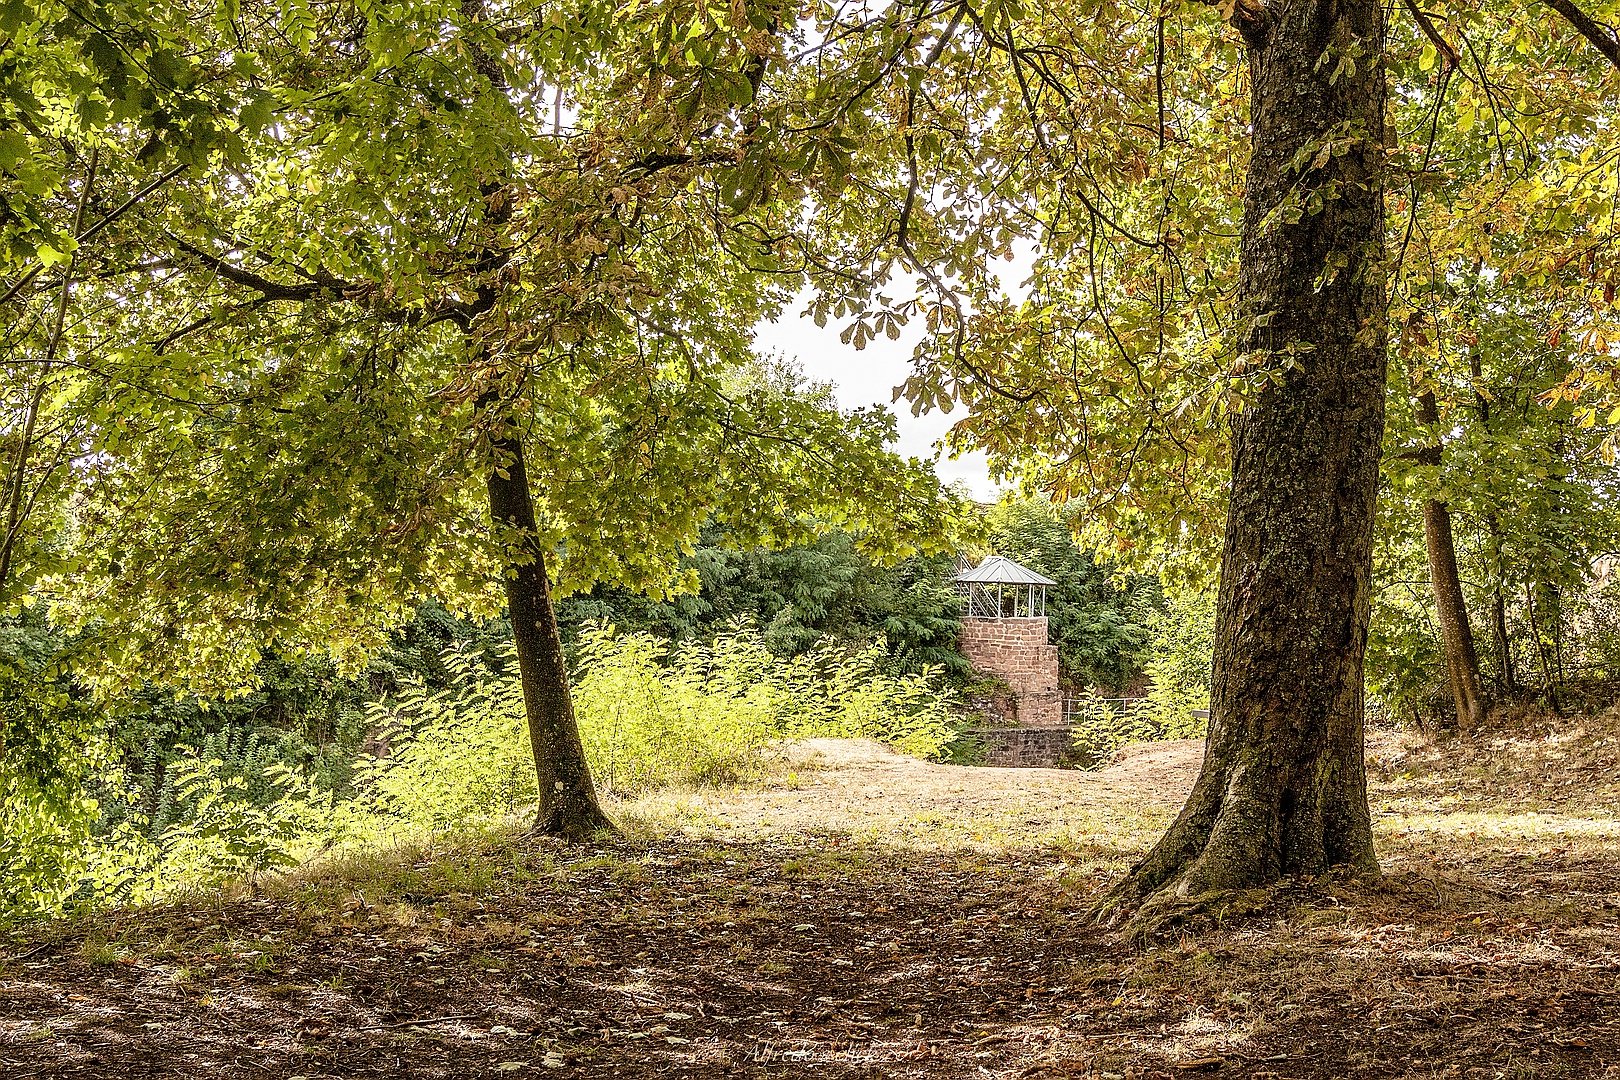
3 713 1619 1078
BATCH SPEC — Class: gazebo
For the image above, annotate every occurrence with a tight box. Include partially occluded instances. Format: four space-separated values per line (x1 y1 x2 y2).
953 555 1056 619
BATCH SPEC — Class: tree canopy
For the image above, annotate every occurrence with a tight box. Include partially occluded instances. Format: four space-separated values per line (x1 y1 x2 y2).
7 0 1620 912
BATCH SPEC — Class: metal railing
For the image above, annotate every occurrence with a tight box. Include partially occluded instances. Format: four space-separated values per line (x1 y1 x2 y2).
1060 696 1210 724
1061 696 1141 723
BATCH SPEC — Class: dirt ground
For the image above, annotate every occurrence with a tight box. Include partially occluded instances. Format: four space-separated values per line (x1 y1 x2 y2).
4 716 1619 1078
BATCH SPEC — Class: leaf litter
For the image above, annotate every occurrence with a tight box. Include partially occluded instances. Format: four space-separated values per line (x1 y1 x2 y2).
3 719 1619 1078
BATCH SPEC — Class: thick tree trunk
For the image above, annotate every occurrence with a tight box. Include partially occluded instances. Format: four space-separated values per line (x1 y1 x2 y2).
485 416 616 840
1102 0 1386 919
1414 390 1486 729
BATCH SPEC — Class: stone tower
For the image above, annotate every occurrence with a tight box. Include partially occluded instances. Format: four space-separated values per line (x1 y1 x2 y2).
954 556 1061 726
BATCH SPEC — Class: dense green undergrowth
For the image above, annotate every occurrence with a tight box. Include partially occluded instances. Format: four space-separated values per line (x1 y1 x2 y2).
1 627 960 923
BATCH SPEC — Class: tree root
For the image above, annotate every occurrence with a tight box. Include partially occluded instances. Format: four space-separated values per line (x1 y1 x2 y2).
1113 885 1273 944
1094 865 1383 945
533 803 618 843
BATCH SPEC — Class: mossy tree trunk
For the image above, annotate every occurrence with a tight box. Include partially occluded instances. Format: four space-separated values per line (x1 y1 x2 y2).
1103 0 1386 920
485 413 616 840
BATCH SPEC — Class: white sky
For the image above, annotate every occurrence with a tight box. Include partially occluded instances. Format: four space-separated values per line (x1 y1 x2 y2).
752 238 1040 502
753 301 1001 499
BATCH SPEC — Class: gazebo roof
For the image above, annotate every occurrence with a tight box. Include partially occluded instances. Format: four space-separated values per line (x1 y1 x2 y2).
953 555 1056 587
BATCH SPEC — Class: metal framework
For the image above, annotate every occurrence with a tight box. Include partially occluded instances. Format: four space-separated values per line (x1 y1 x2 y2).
953 555 1056 619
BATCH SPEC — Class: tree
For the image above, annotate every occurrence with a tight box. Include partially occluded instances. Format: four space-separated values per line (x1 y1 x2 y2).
1087 0 1389 916
4 0 961 839
1414 387 1488 729
783 0 1620 920
559 527 970 677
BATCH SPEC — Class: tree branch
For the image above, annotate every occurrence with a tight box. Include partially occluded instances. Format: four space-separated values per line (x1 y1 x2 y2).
1403 0 1460 71
0 163 188 308
1544 0 1620 72
1 150 98 594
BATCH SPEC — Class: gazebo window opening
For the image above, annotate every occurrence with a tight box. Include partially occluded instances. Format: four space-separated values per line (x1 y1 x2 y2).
953 554 1057 620
959 580 1047 619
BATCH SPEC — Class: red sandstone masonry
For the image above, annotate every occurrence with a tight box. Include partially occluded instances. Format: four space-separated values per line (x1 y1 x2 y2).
959 616 1060 726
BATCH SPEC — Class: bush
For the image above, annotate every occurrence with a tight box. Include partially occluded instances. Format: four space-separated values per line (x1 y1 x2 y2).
354 650 537 830
1069 591 1212 765
2 626 959 920
362 626 960 828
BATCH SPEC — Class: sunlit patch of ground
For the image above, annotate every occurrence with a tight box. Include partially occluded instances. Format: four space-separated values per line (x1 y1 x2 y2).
3 713 1619 1078
612 736 1194 866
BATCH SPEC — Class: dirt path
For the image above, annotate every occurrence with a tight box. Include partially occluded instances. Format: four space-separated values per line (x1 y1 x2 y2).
4 723 1620 1079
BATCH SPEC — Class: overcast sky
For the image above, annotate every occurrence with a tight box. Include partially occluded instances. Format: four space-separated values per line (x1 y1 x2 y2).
752 301 1002 499
750 241 1043 500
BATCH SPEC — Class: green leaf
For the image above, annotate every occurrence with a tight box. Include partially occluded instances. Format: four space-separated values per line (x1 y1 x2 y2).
36 242 72 267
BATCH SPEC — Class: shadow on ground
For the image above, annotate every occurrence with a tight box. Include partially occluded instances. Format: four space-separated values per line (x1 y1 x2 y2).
3 719 1619 1078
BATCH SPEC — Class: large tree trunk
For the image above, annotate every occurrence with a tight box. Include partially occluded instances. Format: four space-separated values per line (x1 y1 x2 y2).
1102 0 1386 921
485 415 616 840
1415 390 1486 729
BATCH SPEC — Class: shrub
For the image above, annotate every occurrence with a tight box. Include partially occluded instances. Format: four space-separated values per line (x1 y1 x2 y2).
355 650 536 830
2 626 960 919
362 626 960 828
1070 591 1212 766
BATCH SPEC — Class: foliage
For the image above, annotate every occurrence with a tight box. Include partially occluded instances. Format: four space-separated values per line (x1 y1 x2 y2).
1132 590 1215 734
558 529 967 676
0 613 130 917
142 751 314 885
0 601 507 920
0 771 115 919
0 613 100 800
364 628 960 828
1066 590 1213 766
356 654 538 831
2 0 965 699
1367 553 1451 725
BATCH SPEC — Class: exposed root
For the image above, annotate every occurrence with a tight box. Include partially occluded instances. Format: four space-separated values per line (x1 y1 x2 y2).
1119 885 1272 944
1094 863 1384 944
534 803 618 842
1088 868 1160 931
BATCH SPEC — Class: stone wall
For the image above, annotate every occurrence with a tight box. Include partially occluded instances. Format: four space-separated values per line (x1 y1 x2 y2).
958 616 1061 727
971 725 1075 767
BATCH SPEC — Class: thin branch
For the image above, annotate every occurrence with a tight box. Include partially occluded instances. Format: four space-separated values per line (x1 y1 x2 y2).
1403 0 1460 71
0 163 188 308
0 150 99 593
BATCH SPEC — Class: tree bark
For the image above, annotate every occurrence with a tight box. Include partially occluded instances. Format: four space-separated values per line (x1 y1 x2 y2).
485 413 616 840
1469 342 1517 697
1102 0 1386 921
1423 498 1486 727
1414 390 1486 729
1490 577 1517 695
1527 581 1564 714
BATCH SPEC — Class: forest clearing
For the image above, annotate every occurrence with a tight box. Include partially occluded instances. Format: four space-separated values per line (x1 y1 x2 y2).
6 712 1619 1079
10 0 1620 1076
